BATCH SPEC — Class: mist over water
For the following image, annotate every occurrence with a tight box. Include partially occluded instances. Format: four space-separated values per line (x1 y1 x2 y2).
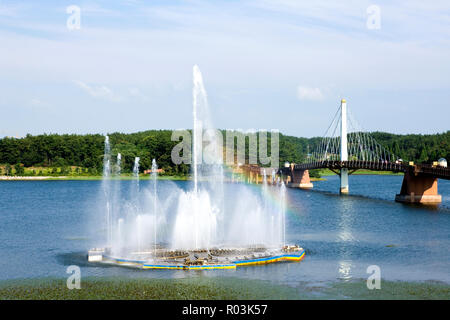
98 65 286 257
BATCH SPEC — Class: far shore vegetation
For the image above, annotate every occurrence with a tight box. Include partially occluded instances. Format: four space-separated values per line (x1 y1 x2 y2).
0 165 189 181
0 130 448 179
0 165 403 181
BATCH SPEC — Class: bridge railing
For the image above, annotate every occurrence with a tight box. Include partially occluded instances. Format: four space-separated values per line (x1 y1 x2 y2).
292 160 406 172
283 161 450 180
415 164 450 179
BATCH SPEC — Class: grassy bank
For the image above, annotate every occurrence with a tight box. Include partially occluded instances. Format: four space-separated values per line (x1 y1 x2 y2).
0 175 189 181
49 175 190 181
0 165 190 180
0 277 448 300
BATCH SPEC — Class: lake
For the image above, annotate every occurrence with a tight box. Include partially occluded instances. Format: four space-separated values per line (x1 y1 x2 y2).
1 175 449 290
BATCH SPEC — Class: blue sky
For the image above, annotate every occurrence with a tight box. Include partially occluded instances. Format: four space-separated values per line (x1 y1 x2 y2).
0 0 449 138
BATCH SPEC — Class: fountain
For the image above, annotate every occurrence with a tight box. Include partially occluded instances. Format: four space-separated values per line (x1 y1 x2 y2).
102 136 112 248
116 153 121 175
88 65 305 269
133 157 140 178
151 159 158 254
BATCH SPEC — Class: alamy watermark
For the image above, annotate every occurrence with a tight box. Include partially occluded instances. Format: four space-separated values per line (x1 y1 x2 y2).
66 265 81 289
66 5 81 30
171 129 280 168
366 265 381 290
366 5 381 30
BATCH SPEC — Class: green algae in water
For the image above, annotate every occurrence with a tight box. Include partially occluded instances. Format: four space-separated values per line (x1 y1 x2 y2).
318 279 450 300
0 277 302 300
0 277 448 300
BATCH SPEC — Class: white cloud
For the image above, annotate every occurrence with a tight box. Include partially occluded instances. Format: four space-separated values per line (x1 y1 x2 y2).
28 98 51 110
128 87 150 102
0 3 25 17
297 86 324 101
81 4 123 17
29 98 46 105
73 80 122 102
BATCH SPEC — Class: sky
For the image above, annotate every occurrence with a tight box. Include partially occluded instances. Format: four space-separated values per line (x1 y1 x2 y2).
0 0 449 138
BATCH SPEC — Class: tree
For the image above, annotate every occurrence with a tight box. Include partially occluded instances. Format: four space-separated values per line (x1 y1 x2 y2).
309 169 321 178
14 163 25 176
0 130 448 176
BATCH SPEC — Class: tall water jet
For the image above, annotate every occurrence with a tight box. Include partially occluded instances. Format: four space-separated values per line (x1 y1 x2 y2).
116 153 122 176
280 182 287 247
109 152 123 255
103 136 111 177
151 159 158 254
136 215 142 253
116 218 124 254
262 169 273 243
133 156 140 196
262 169 268 193
122 156 141 242
133 157 140 178
191 65 203 248
262 169 270 236
102 135 112 247
176 65 221 250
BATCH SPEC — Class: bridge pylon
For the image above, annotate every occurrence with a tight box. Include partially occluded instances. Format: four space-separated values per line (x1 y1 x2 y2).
340 99 349 194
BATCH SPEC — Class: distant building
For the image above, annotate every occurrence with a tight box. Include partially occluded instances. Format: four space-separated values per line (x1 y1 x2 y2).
144 168 164 174
438 158 447 168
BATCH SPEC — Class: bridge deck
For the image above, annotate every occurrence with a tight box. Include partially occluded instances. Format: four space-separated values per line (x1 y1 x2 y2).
281 161 450 180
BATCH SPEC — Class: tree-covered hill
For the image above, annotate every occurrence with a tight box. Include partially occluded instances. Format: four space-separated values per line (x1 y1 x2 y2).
0 130 448 176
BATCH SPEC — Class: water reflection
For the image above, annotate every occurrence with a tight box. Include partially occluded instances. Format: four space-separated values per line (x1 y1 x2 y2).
336 198 356 280
338 260 353 280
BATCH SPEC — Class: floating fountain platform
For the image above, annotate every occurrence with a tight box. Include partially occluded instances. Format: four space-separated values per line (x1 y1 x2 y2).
88 245 305 270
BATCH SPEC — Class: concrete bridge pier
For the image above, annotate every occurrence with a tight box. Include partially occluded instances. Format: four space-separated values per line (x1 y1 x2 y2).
395 167 442 204
340 168 349 194
287 164 313 189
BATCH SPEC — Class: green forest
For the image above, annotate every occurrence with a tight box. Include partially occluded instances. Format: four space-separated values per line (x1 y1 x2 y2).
0 130 449 177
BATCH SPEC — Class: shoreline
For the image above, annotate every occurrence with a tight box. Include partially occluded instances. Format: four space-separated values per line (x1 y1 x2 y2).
0 175 189 181
0 170 403 182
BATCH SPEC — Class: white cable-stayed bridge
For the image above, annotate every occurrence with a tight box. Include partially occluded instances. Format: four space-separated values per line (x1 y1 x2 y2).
280 99 450 204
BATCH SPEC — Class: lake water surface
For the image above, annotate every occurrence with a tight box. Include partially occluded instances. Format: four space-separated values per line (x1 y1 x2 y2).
1 175 449 288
